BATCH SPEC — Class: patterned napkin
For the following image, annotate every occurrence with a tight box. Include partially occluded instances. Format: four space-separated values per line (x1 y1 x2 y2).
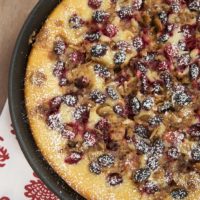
0 101 59 200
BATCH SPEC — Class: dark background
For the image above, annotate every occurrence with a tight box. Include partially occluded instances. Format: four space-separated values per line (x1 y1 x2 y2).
0 0 38 113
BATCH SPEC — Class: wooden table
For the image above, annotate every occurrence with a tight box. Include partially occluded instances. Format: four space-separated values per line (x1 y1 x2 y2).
0 0 38 113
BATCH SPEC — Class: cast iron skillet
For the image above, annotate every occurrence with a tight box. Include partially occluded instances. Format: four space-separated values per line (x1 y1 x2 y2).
8 1 85 199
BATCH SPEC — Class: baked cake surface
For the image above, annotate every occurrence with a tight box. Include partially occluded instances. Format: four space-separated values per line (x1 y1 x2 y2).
25 0 200 199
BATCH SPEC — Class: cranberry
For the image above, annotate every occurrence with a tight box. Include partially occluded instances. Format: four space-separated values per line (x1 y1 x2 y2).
177 54 190 67
130 59 147 74
85 31 101 42
178 40 186 51
148 116 162 127
142 97 154 110
147 156 159 170
164 131 185 145
92 10 109 23
133 36 144 51
53 61 66 78
106 86 119 100
106 140 119 151
171 188 188 199
65 151 82 164
189 123 200 137
135 124 150 139
133 168 151 183
83 131 97 147
141 181 159 194
164 44 179 59
73 105 90 123
88 0 102 9
91 44 108 57
69 15 84 29
167 147 180 159
115 72 130 85
75 76 90 89
62 94 78 107
117 6 133 20
97 154 115 167
54 40 66 55
94 64 111 78
189 63 199 80
115 41 132 52
191 146 200 161
95 118 110 133
157 61 169 71
113 104 124 116
89 161 101 174
107 173 123 186
61 128 76 140
181 24 196 39
49 96 62 112
132 0 143 10
113 51 126 65
90 90 106 104
103 24 118 38
69 51 86 64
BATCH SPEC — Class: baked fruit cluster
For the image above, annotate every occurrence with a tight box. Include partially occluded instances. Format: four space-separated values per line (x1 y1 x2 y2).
25 0 200 199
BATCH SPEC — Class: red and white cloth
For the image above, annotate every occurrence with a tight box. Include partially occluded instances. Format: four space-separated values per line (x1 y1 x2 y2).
0 101 59 200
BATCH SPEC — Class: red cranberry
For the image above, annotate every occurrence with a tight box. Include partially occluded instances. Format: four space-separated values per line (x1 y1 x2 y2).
73 105 90 123
117 6 133 20
181 24 196 39
95 118 110 133
135 124 150 139
151 139 165 157
164 44 179 59
59 77 68 87
134 138 151 154
189 123 200 137
88 0 102 9
53 61 66 78
141 181 159 194
115 71 130 85
103 24 118 38
126 95 141 116
164 131 185 145
94 64 111 79
189 63 200 80
113 51 126 65
106 86 119 100
191 145 200 161
132 0 143 10
75 76 90 89
83 131 97 147
140 75 150 94
171 188 188 199
65 151 82 164
69 51 86 64
133 36 144 51
54 40 66 55
107 173 123 186
148 116 162 127
158 11 168 24
46 113 62 131
61 128 76 140
49 96 62 112
146 156 159 170
187 0 200 11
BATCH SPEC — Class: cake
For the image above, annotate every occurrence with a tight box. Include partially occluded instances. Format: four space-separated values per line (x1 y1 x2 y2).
25 0 200 199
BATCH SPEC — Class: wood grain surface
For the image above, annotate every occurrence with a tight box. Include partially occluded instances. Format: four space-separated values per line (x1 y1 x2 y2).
0 0 38 113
